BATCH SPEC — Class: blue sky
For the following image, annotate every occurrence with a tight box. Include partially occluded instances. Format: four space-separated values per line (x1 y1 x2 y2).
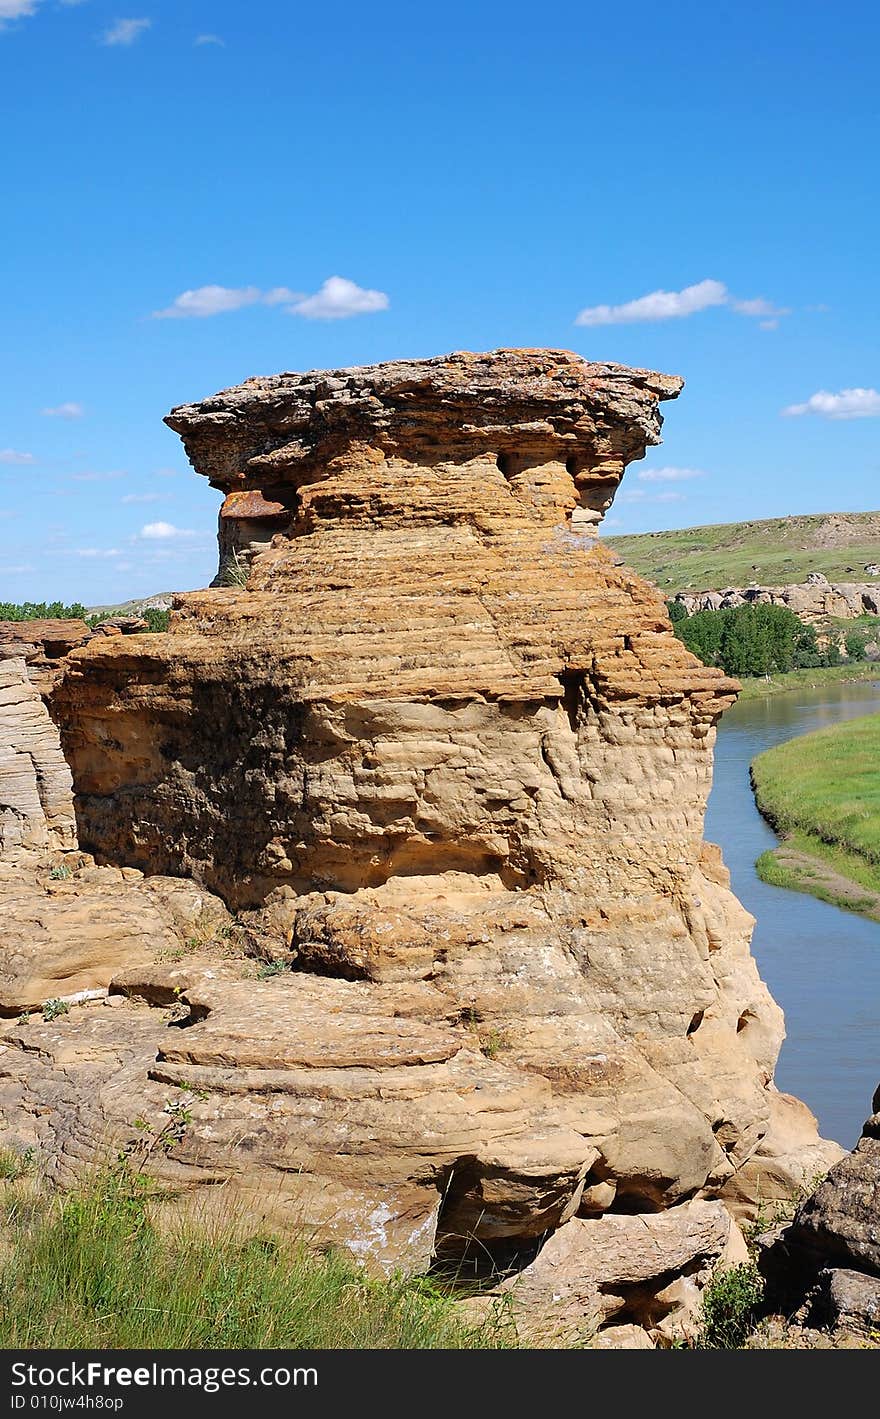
2 0 879 604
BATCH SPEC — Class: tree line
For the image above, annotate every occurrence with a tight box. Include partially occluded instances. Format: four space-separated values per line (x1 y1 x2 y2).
667 601 871 678
0 601 169 632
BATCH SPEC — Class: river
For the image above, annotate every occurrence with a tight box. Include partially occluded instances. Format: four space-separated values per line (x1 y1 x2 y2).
707 678 880 1149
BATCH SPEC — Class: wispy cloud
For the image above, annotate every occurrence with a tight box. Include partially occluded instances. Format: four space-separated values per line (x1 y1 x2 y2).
151 276 388 321
0 1 39 26
155 467 179 478
42 401 84 419
637 466 705 483
121 492 163 503
102 17 150 46
575 279 789 329
195 32 224 46
139 521 196 539
73 547 122 558
0 448 35 465
620 488 686 503
153 285 264 319
782 388 880 420
289 276 389 320
71 469 125 482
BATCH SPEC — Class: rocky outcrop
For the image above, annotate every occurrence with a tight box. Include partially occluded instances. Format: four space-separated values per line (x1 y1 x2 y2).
0 656 76 855
675 574 880 624
0 350 843 1341
485 1198 749 1345
760 1083 880 1335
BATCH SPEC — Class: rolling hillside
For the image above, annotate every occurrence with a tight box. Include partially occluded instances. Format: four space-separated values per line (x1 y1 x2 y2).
605 511 880 592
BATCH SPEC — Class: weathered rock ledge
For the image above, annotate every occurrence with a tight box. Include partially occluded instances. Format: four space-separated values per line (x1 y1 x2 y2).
0 349 843 1344
675 573 880 624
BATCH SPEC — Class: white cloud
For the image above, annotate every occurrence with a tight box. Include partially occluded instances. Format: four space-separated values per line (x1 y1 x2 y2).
195 32 224 46
288 275 389 320
0 1 38 23
152 285 262 319
155 467 179 477
152 277 387 321
0 448 35 465
102 17 151 46
139 521 195 539
263 286 302 305
729 297 791 320
620 488 685 503
0 563 35 573
637 466 705 483
74 547 122 558
782 388 880 420
42 401 84 419
71 469 125 482
575 279 791 329
576 279 728 327
121 492 162 503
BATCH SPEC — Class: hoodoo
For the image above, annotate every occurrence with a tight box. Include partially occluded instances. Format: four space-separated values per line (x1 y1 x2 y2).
1 350 841 1342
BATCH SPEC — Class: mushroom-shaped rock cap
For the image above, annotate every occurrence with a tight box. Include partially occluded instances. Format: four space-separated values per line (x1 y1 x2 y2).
165 348 683 493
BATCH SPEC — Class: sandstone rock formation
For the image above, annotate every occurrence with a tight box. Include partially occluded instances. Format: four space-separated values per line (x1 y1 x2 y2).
0 655 76 855
760 1082 880 1336
0 350 842 1342
675 574 880 624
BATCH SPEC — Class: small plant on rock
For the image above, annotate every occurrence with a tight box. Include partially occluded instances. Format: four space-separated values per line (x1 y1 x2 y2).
42 999 70 1021
48 866 72 881
257 959 288 979
219 550 250 587
0 1147 37 1181
698 1261 765 1349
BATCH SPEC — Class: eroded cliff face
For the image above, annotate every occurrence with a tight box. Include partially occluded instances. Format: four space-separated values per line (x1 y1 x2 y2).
0 350 841 1340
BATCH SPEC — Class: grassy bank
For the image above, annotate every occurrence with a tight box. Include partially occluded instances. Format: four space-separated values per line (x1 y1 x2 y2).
751 712 880 919
0 1164 511 1349
736 661 880 701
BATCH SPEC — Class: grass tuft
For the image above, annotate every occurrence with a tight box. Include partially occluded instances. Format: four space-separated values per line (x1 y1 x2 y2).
0 1167 513 1349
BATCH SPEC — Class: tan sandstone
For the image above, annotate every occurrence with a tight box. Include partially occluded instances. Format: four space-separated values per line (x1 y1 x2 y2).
0 350 843 1341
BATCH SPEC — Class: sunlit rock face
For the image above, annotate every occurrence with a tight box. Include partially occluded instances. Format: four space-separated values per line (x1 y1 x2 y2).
10 348 839 1304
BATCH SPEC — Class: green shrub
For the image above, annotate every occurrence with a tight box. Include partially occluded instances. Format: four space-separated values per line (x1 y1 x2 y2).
698 1262 764 1348
143 607 170 633
845 629 869 662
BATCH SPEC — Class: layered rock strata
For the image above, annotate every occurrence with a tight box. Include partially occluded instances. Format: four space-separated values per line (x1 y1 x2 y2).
0 351 841 1334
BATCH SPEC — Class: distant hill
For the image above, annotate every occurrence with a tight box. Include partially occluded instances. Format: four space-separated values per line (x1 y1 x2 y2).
86 592 175 616
605 511 880 592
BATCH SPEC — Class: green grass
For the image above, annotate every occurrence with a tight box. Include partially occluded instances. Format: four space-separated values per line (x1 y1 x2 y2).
735 660 880 701
751 712 880 917
756 831 880 919
0 1167 513 1349
605 510 880 592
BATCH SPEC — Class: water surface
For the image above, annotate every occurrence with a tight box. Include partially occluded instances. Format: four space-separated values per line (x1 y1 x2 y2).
707 680 880 1148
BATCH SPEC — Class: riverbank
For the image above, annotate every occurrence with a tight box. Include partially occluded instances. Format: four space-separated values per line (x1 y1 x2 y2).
751 712 880 920
737 661 880 702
